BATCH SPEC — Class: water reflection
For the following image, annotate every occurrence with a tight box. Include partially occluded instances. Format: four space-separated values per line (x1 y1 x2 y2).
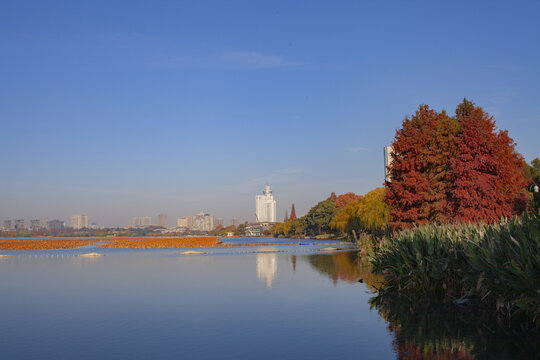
256 254 277 289
307 251 540 359
370 295 540 359
306 250 383 290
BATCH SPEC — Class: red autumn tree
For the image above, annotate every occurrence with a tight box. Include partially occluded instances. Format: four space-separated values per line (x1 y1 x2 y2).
335 192 363 209
327 192 337 201
423 111 460 222
386 99 529 228
289 204 297 221
385 105 450 228
449 100 529 222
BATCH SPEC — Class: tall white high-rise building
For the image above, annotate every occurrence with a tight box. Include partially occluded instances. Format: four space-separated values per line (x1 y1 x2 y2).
81 215 88 229
177 217 189 227
193 213 214 232
384 146 394 182
255 185 276 223
70 215 88 230
158 214 167 228
177 214 213 231
132 216 152 227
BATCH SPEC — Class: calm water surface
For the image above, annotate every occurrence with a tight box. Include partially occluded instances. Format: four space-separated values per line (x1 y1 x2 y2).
0 240 538 359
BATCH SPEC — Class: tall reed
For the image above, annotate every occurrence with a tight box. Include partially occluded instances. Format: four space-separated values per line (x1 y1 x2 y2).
369 213 540 325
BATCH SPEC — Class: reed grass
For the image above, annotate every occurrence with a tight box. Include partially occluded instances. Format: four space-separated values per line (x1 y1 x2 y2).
369 213 540 325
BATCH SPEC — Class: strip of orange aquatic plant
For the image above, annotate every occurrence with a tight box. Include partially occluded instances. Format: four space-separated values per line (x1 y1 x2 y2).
100 236 222 249
0 236 299 250
0 239 102 250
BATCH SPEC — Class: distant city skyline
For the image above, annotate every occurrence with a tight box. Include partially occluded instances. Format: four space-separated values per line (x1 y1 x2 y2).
1 1 539 227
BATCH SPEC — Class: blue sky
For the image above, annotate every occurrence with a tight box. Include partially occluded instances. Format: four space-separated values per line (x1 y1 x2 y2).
1 0 539 227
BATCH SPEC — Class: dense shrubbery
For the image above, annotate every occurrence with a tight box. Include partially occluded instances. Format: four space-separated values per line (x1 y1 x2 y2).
369 213 540 325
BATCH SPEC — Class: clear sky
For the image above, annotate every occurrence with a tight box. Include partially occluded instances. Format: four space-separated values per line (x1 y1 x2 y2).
1 0 539 227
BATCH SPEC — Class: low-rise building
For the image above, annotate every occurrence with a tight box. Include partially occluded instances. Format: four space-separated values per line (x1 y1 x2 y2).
14 219 26 230
47 220 65 230
30 219 42 231
245 222 274 237
70 214 89 230
158 214 168 228
132 216 152 228
3 220 13 230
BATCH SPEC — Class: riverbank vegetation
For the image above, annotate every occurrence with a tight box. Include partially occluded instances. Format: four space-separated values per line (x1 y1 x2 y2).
370 210 540 326
367 99 539 326
286 99 539 328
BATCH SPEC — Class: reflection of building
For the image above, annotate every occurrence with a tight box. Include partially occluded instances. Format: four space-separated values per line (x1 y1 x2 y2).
384 146 394 182
158 214 167 228
255 185 276 223
256 254 277 289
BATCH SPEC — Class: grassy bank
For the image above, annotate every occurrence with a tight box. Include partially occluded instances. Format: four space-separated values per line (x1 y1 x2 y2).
369 213 540 326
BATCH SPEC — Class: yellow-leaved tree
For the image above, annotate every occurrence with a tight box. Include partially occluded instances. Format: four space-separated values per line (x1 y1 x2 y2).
331 187 390 237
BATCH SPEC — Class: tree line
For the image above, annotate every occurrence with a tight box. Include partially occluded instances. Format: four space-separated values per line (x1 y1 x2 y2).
271 99 538 238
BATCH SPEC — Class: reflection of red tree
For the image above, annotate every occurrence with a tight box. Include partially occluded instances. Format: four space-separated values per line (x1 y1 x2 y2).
389 324 474 360
308 252 383 290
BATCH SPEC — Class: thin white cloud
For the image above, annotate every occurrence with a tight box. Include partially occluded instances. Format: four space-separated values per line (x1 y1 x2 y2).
154 50 303 70
275 167 305 175
216 51 303 69
103 33 147 42
349 146 368 153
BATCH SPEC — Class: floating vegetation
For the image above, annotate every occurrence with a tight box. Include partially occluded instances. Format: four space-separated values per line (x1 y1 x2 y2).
318 247 339 251
179 251 207 255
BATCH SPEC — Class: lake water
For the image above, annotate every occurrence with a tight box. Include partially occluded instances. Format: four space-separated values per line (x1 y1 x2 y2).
1 239 538 359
